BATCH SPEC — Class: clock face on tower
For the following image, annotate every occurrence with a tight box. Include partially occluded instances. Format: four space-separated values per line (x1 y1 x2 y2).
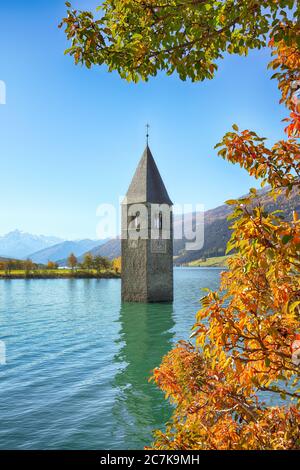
151 239 167 253
128 239 138 249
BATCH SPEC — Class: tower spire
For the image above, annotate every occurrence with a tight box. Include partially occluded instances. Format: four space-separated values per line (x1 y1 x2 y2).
124 145 173 205
146 123 150 146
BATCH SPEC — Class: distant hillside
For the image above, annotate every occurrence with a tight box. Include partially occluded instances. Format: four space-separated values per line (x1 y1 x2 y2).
186 255 231 267
174 186 300 264
30 239 103 264
77 238 121 262
79 186 299 263
0 230 63 259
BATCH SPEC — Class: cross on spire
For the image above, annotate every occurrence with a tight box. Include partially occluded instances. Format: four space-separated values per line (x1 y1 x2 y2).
146 123 150 145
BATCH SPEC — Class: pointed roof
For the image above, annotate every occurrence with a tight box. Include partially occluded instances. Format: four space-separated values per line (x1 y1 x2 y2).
124 146 173 205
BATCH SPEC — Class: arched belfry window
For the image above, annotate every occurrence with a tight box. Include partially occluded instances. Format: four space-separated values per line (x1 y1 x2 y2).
154 212 163 230
128 212 140 231
159 212 163 230
135 214 140 231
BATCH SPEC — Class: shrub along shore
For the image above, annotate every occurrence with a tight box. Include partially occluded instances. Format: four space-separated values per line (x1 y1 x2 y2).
0 254 122 279
0 269 120 279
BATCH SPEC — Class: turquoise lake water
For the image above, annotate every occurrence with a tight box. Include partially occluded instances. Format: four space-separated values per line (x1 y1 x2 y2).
0 268 222 450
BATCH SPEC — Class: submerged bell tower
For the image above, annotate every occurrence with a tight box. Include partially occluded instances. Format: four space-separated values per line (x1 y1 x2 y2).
121 145 173 303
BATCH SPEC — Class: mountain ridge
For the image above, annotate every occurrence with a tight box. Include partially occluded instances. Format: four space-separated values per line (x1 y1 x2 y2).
3 187 298 265
0 230 63 259
76 186 299 264
29 239 104 264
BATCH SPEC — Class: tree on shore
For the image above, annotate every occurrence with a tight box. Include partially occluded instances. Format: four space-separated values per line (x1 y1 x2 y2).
0 259 39 274
4 260 14 275
93 255 112 273
112 257 121 274
83 253 94 271
67 253 77 272
7 260 13 275
100 256 111 271
93 255 102 274
24 259 36 277
47 261 58 270
60 0 300 449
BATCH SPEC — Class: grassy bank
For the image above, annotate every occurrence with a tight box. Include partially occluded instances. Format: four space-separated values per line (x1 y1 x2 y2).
186 255 231 267
0 269 121 279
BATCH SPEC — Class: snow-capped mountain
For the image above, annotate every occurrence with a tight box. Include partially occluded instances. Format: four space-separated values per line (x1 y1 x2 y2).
0 230 63 259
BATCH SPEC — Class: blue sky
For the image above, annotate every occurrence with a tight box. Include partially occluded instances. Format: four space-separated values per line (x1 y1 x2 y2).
0 0 287 239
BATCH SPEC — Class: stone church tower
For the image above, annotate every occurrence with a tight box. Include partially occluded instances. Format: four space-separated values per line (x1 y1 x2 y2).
121 145 173 302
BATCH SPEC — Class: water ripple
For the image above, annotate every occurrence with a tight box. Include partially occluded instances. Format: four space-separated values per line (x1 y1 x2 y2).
0 269 222 449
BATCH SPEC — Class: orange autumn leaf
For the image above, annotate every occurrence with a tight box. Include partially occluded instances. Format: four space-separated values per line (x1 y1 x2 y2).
150 22 300 451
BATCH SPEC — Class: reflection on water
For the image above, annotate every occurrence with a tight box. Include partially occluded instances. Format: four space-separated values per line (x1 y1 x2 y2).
0 268 223 449
112 303 174 449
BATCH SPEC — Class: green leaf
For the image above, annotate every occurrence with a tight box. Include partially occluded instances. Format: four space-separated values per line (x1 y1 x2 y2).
265 357 271 367
214 142 223 149
282 234 292 244
232 124 239 131
218 148 227 158
225 199 238 205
